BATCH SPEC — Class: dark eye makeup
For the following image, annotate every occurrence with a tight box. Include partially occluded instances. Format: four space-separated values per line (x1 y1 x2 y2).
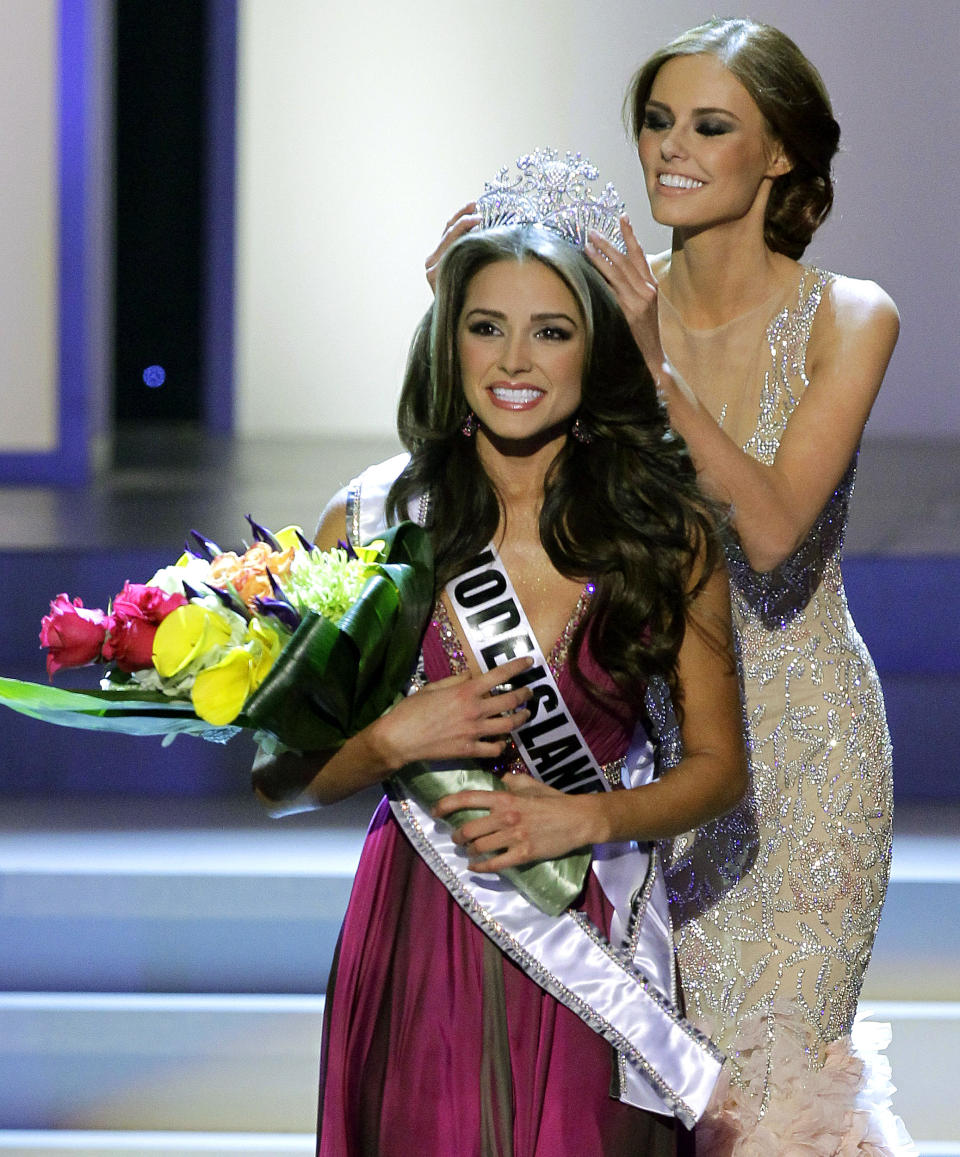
642 104 737 137
696 120 734 136
642 109 671 132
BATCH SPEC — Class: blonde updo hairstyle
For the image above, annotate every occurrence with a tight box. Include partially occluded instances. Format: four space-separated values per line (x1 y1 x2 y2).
626 18 840 259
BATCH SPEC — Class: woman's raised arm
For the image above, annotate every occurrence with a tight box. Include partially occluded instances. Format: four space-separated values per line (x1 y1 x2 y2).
588 221 900 573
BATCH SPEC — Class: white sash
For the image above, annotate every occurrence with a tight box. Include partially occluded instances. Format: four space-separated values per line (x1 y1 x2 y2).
347 455 723 1125
446 545 609 795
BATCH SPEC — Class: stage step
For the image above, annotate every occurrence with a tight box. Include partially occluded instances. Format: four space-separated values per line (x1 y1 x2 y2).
861 1001 960 1146
0 801 956 1143
0 992 953 1141
0 817 366 994
3 803 956 999
0 1131 314 1155
862 824 960 1003
0 1138 955 1157
0 993 953 1143
0 993 324 1133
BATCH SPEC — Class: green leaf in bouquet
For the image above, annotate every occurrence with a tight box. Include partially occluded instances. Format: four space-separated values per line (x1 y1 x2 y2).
335 573 399 713
357 523 435 730
242 612 358 752
0 676 217 739
245 521 435 751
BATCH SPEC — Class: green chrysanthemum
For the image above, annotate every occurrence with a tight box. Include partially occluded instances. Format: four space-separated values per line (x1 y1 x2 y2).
285 548 378 623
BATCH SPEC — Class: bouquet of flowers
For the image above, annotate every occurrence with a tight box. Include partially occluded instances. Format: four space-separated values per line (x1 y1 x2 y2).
0 516 587 915
0 517 434 754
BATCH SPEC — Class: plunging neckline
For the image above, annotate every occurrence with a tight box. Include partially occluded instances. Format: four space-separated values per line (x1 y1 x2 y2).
431 584 630 785
433 585 593 680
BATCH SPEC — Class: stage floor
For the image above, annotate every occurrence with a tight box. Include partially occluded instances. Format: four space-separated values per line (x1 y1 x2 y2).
0 428 957 1147
0 428 958 554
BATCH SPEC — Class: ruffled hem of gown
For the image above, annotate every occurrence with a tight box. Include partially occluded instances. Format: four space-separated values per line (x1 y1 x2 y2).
694 1004 917 1157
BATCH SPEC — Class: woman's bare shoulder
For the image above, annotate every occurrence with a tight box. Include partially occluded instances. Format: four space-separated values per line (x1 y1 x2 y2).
806 271 900 384
313 487 351 549
819 271 899 331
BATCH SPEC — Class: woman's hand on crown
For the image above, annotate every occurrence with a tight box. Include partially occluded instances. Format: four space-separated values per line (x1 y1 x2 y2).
425 202 481 290
586 216 666 379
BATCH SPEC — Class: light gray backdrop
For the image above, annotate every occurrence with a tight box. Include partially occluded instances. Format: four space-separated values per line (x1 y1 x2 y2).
235 0 959 442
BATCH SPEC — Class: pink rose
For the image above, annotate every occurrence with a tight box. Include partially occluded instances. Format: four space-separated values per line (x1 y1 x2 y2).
101 615 159 672
111 583 187 623
102 583 187 673
39 593 110 677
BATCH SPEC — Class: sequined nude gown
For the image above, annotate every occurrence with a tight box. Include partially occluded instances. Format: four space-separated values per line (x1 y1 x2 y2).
657 267 914 1154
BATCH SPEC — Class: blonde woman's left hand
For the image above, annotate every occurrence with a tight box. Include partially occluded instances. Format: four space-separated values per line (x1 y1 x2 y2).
586 215 666 377
425 201 481 290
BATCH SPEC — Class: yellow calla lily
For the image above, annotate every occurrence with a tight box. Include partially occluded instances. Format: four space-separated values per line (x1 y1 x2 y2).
189 617 283 726
152 604 235 679
354 539 385 564
191 649 256 726
275 525 305 552
247 618 283 683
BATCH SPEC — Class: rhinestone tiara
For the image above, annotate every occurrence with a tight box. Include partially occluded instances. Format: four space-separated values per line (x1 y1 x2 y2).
477 148 626 254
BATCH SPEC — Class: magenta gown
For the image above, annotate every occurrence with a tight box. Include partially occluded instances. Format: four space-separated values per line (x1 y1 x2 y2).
316 599 680 1156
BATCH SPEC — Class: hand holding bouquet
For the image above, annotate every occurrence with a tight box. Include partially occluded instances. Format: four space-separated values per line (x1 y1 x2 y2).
1 516 586 915
1 517 434 750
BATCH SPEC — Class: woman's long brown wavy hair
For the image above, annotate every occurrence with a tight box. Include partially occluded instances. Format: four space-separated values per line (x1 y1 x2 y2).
387 225 725 719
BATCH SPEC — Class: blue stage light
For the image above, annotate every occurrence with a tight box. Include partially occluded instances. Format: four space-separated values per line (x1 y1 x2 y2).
143 365 166 388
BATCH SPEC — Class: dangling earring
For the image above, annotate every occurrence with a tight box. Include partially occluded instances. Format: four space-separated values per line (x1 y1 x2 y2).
460 412 477 438
571 415 593 444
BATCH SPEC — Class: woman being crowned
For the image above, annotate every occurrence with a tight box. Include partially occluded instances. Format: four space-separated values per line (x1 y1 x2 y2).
253 150 747 1156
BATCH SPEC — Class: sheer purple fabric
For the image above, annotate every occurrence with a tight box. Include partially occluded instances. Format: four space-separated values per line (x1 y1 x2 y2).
316 613 677 1156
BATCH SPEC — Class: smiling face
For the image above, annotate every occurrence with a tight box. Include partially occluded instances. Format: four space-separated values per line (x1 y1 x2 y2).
637 52 789 234
457 257 586 448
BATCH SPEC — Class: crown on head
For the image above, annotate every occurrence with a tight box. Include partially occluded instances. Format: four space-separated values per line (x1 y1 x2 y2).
477 148 626 254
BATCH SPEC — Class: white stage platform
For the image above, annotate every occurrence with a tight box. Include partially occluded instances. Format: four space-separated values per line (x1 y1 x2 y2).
0 796 956 1152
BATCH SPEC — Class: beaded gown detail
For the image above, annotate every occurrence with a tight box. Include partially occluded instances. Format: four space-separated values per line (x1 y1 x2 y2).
656 267 914 1154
